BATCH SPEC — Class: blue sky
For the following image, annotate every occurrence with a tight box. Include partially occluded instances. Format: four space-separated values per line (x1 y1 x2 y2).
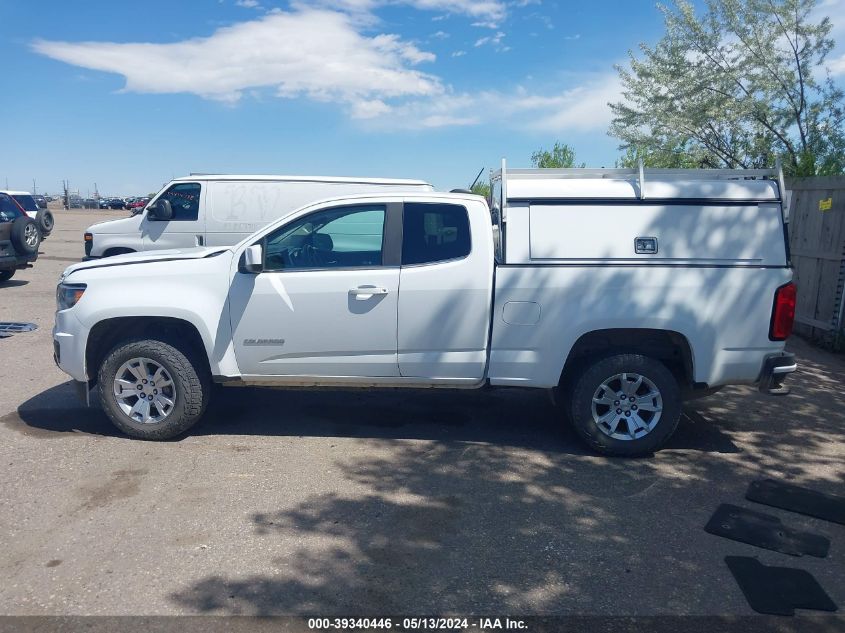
1 0 843 196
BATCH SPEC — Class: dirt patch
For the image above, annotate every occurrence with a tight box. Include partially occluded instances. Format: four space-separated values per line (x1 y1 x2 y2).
75 468 148 511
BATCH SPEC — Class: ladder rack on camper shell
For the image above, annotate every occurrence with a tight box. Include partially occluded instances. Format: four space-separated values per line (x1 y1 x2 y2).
491 158 787 206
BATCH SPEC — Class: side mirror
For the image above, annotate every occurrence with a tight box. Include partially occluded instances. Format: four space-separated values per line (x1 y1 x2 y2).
148 199 173 221
241 244 264 274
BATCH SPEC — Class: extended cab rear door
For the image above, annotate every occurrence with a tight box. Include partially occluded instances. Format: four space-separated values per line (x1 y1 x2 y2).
397 198 494 381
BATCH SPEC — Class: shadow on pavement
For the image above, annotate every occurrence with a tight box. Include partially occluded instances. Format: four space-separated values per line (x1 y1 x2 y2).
9 378 739 455
4 339 844 614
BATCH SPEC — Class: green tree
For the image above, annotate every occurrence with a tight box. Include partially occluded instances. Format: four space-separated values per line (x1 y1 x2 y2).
531 142 585 168
470 180 491 200
609 0 845 175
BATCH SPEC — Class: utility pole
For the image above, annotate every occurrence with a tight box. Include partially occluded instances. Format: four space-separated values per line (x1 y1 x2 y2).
32 179 36 195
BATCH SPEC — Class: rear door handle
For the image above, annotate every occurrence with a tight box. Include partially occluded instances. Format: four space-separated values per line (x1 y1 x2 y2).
349 286 388 300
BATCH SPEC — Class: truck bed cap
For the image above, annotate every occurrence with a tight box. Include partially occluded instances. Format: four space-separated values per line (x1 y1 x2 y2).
496 165 782 202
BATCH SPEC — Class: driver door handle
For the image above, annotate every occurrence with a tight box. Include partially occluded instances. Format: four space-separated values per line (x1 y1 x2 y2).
349 286 389 300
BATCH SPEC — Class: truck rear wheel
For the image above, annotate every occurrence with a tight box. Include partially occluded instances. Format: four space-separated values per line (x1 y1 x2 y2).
97 338 210 440
0 269 15 282
567 353 681 456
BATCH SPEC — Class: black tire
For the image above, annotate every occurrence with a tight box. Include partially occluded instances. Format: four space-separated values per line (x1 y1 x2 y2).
10 217 41 255
98 338 210 440
567 353 681 456
36 209 54 236
0 269 15 282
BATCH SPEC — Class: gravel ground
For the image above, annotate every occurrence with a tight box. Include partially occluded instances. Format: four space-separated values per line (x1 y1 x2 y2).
0 209 843 617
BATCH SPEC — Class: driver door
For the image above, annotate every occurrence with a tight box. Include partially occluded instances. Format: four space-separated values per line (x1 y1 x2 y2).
229 203 401 378
141 182 204 251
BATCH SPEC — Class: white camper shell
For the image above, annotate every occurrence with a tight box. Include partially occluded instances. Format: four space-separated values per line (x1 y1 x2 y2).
491 162 788 267
83 174 434 258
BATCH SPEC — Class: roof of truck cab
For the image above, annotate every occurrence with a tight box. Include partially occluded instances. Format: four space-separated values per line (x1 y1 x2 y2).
0 190 33 196
171 175 433 186
497 167 782 202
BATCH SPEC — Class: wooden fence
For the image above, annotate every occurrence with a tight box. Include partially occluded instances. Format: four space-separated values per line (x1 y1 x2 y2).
786 175 845 346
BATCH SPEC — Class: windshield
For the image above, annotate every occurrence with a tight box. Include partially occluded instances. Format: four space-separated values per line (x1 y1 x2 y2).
0 194 24 222
12 194 39 212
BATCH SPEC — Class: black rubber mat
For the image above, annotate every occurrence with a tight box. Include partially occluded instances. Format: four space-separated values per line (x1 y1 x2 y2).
725 556 838 615
747 479 845 525
705 504 829 557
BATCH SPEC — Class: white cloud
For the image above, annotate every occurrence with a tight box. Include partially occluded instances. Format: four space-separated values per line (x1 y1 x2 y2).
431 30 450 38
518 75 622 132
830 52 845 76
33 10 442 110
235 0 261 7
358 73 623 132
33 8 618 134
564 33 580 40
304 0 506 25
474 30 505 47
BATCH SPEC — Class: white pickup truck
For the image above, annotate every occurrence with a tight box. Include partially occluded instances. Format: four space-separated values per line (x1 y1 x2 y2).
53 164 797 455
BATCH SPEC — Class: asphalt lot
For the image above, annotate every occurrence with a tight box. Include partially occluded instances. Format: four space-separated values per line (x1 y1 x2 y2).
0 209 844 617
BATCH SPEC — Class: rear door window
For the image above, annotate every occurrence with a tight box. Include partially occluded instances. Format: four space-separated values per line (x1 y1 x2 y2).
402 203 471 265
12 195 38 212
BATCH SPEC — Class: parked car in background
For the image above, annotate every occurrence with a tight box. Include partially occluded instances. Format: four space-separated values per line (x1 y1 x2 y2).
126 198 150 213
0 190 54 238
0 192 40 282
33 195 48 209
83 175 433 258
56 164 795 455
98 198 111 209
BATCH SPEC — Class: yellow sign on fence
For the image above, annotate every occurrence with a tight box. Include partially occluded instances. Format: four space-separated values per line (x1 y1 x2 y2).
819 197 833 211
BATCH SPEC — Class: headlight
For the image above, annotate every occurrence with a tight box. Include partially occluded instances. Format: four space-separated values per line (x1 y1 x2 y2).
56 283 87 310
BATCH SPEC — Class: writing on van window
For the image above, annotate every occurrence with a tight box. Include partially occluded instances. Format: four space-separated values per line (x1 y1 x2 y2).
158 183 201 221
264 205 386 270
402 203 471 265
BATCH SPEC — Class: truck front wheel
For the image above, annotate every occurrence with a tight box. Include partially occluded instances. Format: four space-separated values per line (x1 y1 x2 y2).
568 354 681 456
97 338 210 440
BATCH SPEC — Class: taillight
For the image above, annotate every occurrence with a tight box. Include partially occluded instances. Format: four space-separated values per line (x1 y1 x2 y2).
769 282 796 341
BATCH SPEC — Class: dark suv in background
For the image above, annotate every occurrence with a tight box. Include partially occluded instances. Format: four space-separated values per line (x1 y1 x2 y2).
0 193 41 283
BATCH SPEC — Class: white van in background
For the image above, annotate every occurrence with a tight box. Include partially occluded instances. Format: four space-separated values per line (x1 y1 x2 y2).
83 175 434 258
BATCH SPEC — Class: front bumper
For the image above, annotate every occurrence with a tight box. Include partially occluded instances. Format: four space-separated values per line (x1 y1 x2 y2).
758 352 797 395
52 310 89 384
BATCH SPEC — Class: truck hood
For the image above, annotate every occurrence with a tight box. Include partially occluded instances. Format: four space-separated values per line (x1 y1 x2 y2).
86 215 141 234
62 246 231 279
